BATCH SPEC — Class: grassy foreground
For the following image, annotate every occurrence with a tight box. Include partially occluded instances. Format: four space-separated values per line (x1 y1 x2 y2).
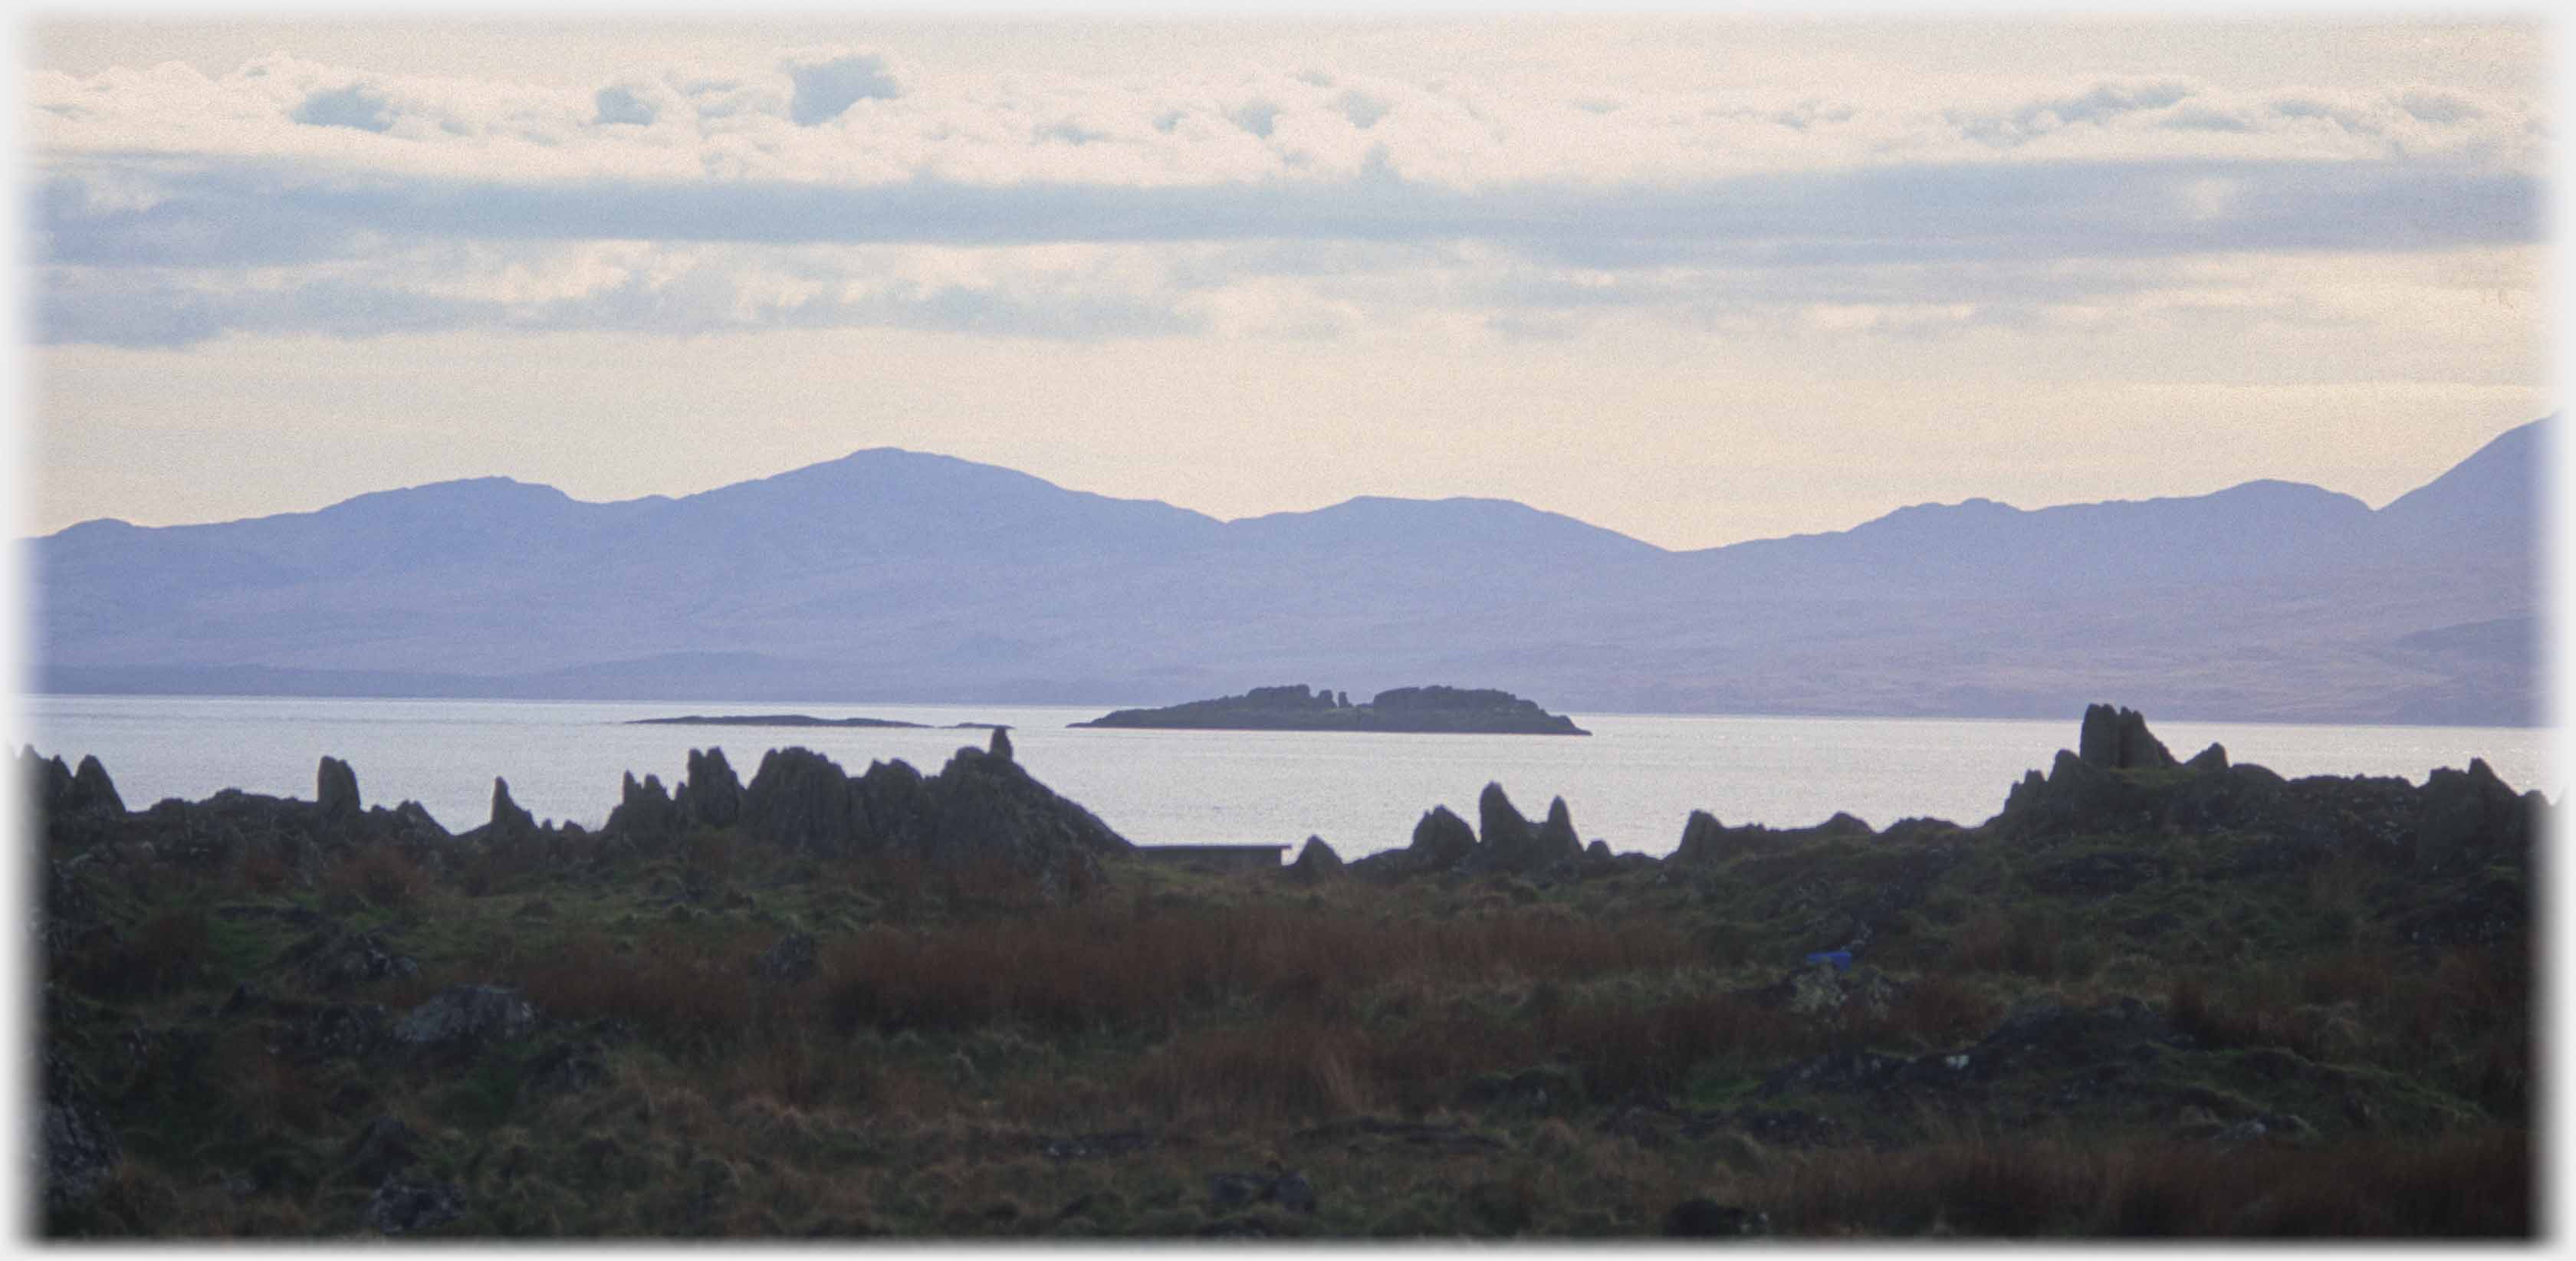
34 725 2537 1238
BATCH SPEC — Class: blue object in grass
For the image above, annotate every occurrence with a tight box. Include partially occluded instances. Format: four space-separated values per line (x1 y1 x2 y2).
1804 950 1852 972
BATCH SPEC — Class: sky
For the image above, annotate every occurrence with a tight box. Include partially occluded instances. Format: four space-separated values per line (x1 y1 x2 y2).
18 15 2554 551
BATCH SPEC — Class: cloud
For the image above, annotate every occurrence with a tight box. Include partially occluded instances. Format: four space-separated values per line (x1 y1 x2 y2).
292 82 398 133
591 85 658 127
1947 79 2197 148
782 51 902 126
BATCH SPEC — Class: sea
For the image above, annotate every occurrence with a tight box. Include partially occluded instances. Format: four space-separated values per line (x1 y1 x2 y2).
18 696 2558 862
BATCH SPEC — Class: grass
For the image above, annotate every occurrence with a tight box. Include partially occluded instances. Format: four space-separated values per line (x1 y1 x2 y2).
38 767 2536 1239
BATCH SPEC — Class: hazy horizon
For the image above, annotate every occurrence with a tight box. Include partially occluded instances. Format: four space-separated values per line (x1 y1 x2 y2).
25 17 2549 550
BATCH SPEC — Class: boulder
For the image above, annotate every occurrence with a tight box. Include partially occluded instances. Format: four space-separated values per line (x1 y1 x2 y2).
393 985 537 1058
988 726 1014 762
317 757 361 823
2077 704 2177 771
1287 836 1345 883
678 748 744 829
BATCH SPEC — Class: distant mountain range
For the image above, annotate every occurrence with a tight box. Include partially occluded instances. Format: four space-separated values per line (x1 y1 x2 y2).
29 419 2545 726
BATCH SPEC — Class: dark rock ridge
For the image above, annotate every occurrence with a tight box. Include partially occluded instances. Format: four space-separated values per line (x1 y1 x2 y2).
2077 703 2177 770
1352 783 1587 881
629 714 930 728
1073 684 1588 735
1348 707 2543 901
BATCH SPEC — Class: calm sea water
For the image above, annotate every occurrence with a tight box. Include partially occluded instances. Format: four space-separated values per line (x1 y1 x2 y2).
18 696 2558 861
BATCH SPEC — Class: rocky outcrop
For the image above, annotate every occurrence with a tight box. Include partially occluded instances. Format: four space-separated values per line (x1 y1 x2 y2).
606 772 680 839
2415 757 2542 871
41 1043 120 1220
2077 704 2177 770
317 757 361 823
1466 784 1582 875
1411 806 1477 867
1672 810 1727 865
676 748 743 829
921 744 1128 897
989 726 1014 762
487 778 537 838
393 986 537 1059
71 755 125 816
27 750 125 819
1288 836 1345 883
741 747 861 852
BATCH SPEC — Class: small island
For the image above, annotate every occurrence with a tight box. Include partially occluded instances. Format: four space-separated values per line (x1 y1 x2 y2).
1073 684 1589 735
628 714 984 730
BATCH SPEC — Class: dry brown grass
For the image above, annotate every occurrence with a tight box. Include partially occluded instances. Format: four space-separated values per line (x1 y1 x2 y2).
1766 1127 2531 1237
324 842 429 910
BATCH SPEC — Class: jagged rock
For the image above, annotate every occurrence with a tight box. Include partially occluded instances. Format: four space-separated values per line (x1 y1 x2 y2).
487 778 537 837
1409 805 1477 868
367 1176 465 1235
1816 811 1874 837
2415 757 2544 872
851 759 934 853
341 1115 422 1185
2187 743 2229 770
1287 836 1344 883
606 772 680 839
69 755 124 816
1536 796 1582 855
2077 704 2177 770
25 747 74 816
41 1043 120 1218
1672 810 1727 865
742 747 859 852
1475 783 1536 862
677 748 744 829
918 745 1129 898
317 757 361 822
393 985 537 1058
989 726 1014 762
751 931 819 982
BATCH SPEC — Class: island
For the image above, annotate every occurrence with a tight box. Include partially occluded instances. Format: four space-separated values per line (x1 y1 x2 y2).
627 714 1004 730
1071 684 1590 734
